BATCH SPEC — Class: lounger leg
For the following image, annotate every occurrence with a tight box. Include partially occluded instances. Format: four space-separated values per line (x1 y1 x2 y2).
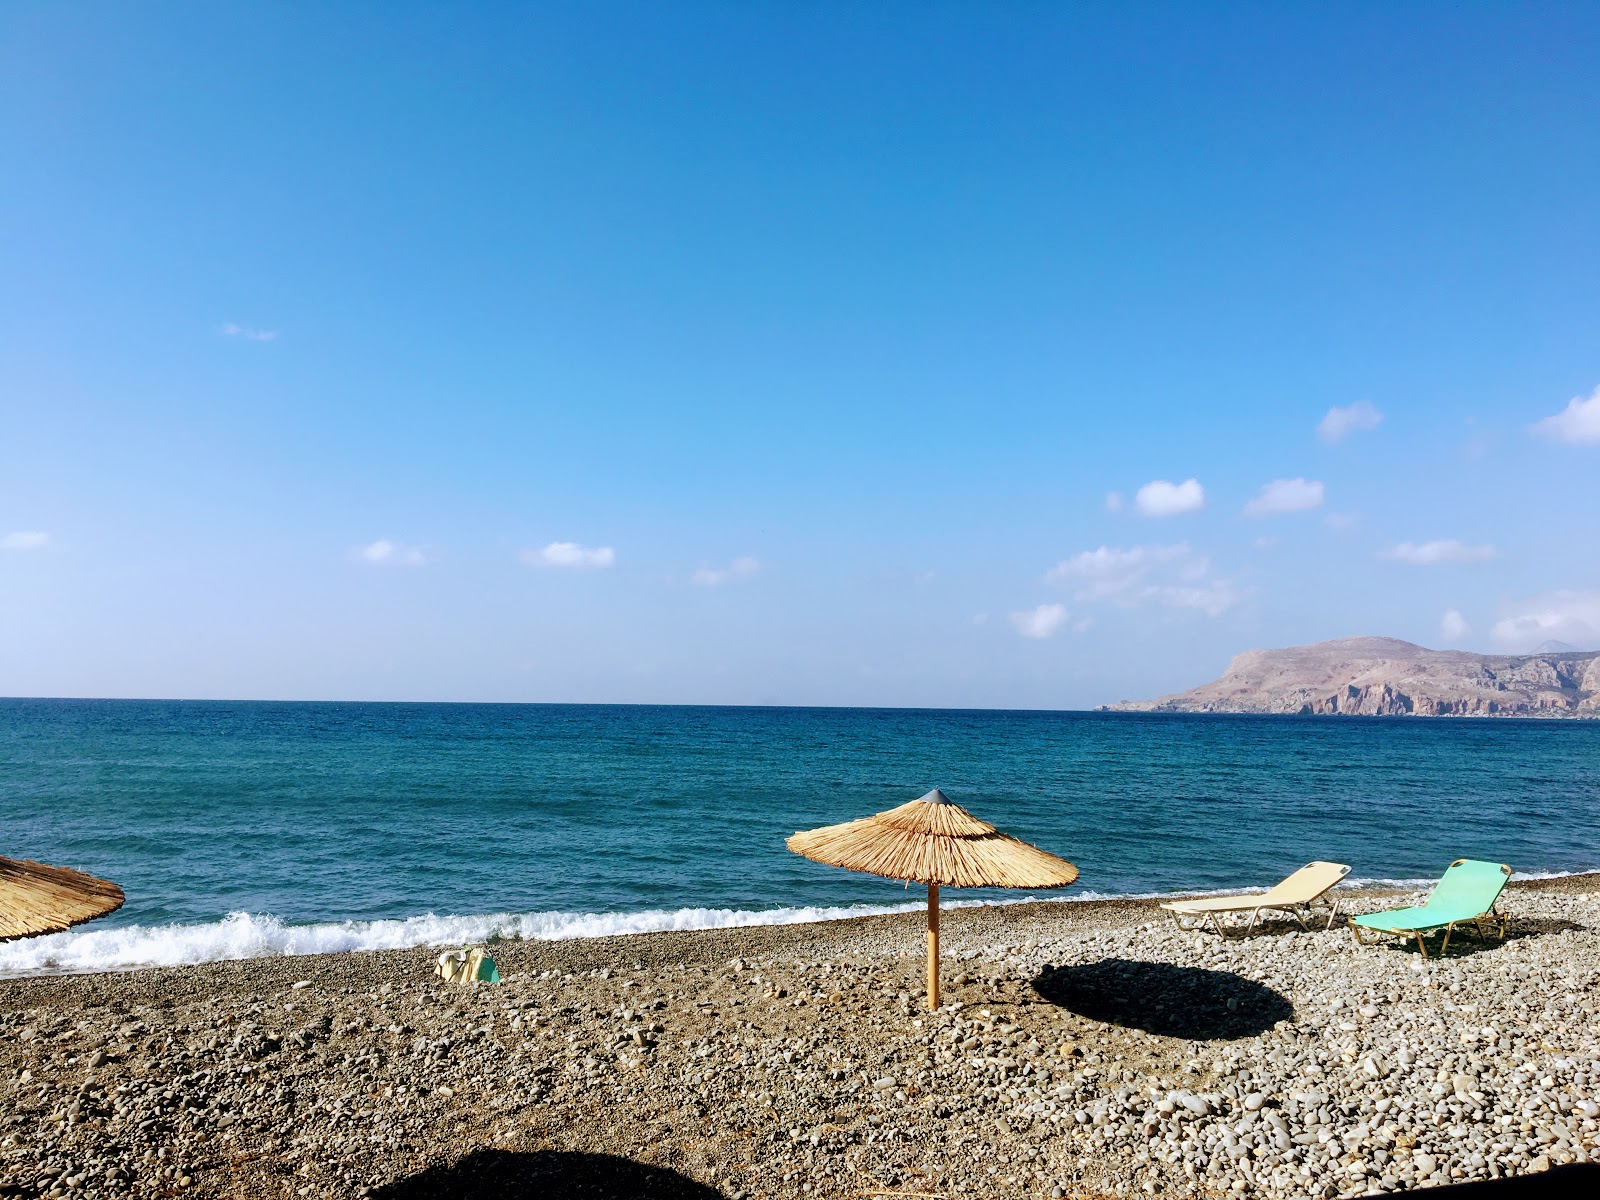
1325 899 1341 931
1350 923 1367 948
1415 932 1430 959
1244 908 1261 936
1440 924 1455 956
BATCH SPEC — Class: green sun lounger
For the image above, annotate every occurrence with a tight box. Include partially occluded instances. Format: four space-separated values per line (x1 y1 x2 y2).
1350 859 1511 958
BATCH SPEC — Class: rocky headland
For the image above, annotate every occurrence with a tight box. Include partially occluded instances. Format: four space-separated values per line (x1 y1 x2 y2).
1105 637 1600 718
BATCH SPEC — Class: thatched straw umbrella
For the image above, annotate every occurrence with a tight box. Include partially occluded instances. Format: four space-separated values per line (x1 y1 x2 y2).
787 788 1077 1009
0 856 125 942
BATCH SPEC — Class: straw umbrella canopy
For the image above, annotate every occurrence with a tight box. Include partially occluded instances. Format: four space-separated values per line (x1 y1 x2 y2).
0 856 125 942
787 788 1077 1009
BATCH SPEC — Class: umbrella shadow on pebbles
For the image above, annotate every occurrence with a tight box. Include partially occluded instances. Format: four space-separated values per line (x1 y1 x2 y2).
372 1150 724 1200
1032 958 1293 1041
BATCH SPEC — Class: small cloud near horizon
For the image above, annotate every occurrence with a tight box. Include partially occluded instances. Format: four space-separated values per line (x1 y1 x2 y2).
1133 478 1205 518
1490 590 1600 652
1317 401 1382 444
1381 539 1497 566
354 538 426 567
1243 478 1325 517
1 531 49 551
221 323 279 342
1104 491 1125 513
523 541 616 570
1010 603 1070 639
1440 609 1471 642
692 556 760 587
1531 384 1600 445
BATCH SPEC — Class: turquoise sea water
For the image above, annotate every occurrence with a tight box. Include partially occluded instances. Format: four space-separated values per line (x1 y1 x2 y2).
2 698 1596 973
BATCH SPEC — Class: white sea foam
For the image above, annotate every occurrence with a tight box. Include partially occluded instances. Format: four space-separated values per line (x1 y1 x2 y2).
0 902 917 977
3 869 1590 977
0 892 1118 977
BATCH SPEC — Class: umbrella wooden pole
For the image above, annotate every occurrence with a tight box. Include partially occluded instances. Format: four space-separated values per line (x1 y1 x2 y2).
926 882 940 1010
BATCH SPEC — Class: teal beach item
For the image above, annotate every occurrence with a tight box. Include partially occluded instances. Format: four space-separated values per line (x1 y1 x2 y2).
1351 859 1512 958
435 945 500 985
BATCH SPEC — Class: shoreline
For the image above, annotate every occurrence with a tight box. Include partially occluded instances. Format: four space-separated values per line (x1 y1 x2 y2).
7 871 1599 985
5 872 1598 1198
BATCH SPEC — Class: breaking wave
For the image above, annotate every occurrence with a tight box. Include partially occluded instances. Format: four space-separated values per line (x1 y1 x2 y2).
1 869 1588 977
0 901 947 977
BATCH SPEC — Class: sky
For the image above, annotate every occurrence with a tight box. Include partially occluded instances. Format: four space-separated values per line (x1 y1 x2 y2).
2 2 1598 708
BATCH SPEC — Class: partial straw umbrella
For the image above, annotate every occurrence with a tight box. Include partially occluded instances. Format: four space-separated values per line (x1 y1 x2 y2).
787 788 1077 1010
0 856 125 942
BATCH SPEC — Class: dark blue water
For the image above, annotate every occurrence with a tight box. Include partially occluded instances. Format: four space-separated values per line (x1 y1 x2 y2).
2 699 1596 971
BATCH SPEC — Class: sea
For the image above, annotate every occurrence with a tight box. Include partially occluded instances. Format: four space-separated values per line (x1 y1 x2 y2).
2 698 1596 976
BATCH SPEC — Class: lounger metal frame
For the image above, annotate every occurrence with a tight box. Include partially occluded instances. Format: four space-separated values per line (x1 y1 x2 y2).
1348 907 1508 959
1166 895 1343 938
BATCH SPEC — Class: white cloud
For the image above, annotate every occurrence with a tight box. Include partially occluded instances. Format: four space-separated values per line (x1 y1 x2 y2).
1380 539 1498 566
1046 543 1190 599
354 538 426 567
1134 478 1205 517
1531 384 1600 445
1490 590 1600 651
1252 536 1279 550
523 541 616 570
1104 491 1125 513
971 613 990 626
221 323 279 342
1010 603 1070 639
1242 478 1325 517
692 556 760 587
1156 581 1242 618
1317 400 1382 444
1440 609 1471 641
1324 512 1359 530
1 531 49 551
1045 542 1241 616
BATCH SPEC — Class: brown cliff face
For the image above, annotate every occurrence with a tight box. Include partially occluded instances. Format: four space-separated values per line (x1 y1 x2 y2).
1106 636 1600 718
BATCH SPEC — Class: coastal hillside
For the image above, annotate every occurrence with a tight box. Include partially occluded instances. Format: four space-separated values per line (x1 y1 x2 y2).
1106 636 1600 717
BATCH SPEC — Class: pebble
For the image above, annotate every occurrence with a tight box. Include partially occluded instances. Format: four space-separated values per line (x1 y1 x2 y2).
0 876 1593 1200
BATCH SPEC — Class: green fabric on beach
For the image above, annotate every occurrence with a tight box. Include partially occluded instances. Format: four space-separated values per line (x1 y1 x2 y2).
1353 859 1511 933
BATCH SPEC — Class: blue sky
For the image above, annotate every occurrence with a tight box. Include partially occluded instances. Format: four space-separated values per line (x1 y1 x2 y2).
3 2 1598 707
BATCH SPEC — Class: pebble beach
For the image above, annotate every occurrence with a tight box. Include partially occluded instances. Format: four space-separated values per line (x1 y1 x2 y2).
3 874 1597 1200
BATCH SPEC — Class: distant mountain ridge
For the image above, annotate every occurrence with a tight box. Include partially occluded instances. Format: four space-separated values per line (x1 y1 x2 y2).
1106 636 1600 717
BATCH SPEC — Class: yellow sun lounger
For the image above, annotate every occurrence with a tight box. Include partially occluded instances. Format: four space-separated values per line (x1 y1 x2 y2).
1161 861 1351 937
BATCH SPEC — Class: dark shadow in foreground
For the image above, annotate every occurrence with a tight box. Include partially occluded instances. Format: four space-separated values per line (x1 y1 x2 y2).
1032 958 1293 1040
371 1150 724 1200
1427 1164 1600 1196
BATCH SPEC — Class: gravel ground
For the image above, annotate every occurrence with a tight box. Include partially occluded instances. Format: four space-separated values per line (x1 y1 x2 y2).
2 875 1597 1200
